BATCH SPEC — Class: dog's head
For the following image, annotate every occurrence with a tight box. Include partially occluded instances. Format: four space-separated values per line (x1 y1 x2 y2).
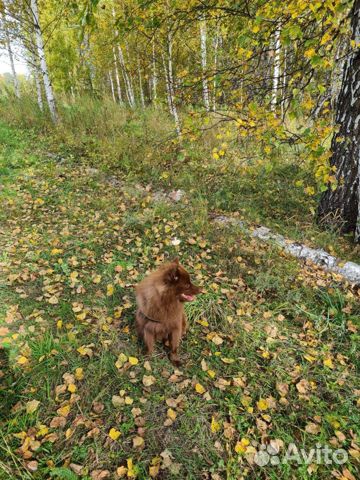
164 258 202 302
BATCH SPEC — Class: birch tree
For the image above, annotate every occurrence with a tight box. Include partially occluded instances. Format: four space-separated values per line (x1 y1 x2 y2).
163 29 181 136
2 11 20 98
137 56 145 108
270 27 281 112
318 0 360 241
212 24 220 112
199 15 210 111
151 37 157 102
113 46 123 103
117 43 135 107
108 71 116 101
30 0 57 122
33 68 43 110
112 7 134 107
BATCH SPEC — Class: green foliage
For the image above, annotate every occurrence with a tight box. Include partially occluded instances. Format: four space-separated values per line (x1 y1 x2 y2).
49 468 79 480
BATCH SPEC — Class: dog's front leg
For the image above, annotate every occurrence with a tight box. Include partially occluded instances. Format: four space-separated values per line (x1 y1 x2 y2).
182 313 188 336
169 327 182 367
143 322 156 355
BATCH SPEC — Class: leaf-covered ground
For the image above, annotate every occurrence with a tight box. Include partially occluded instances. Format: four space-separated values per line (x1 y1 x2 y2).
0 123 359 480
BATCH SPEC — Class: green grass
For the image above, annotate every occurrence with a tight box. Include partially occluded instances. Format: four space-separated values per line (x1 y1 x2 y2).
0 117 359 480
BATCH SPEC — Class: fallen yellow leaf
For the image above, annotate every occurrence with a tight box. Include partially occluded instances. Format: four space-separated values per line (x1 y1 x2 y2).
149 463 160 478
75 368 84 380
167 408 177 421
195 383 206 394
211 416 221 433
127 458 136 478
323 358 334 369
257 398 268 411
57 404 70 417
17 356 29 365
235 438 250 454
109 428 121 440
26 400 40 414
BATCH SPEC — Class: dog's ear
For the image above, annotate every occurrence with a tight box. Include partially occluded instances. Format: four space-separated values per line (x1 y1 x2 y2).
166 264 180 283
171 257 180 265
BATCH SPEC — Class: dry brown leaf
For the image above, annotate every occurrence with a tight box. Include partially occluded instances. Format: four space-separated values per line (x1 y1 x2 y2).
26 461 38 472
143 375 156 387
133 436 144 448
26 400 40 414
305 422 321 435
90 470 110 480
69 464 84 475
296 379 310 394
276 382 289 397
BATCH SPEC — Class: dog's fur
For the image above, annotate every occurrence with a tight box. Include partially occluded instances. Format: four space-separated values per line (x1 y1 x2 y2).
135 258 201 366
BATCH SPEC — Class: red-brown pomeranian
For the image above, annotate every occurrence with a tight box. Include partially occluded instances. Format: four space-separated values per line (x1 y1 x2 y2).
135 258 201 366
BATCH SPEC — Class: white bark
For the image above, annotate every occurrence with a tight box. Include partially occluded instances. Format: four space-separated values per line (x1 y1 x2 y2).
111 7 134 107
125 41 135 102
281 47 287 119
163 53 172 114
152 37 157 101
117 44 135 107
30 0 58 122
165 30 181 136
82 33 95 92
109 71 116 102
28 45 43 110
112 47 123 103
2 14 20 98
137 56 145 108
199 16 210 111
212 25 220 111
34 68 43 110
271 27 281 112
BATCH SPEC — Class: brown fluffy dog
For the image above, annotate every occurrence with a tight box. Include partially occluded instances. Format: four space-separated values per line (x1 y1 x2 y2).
135 258 201 366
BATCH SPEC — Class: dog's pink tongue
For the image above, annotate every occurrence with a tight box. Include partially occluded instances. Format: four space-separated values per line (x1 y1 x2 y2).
182 294 194 301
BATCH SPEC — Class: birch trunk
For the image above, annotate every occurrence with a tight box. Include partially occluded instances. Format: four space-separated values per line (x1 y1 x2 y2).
271 27 281 112
30 0 58 122
3 15 20 98
212 25 220 111
125 41 135 103
28 45 43 110
152 37 157 102
162 53 173 114
113 47 123 103
137 57 145 108
109 71 116 102
167 31 181 136
34 68 43 110
163 32 181 136
111 7 134 107
318 0 360 241
118 44 135 107
83 33 95 92
281 47 287 119
199 16 210 111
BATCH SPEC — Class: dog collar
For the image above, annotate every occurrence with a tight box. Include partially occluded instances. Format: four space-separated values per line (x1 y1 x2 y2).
139 310 161 323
